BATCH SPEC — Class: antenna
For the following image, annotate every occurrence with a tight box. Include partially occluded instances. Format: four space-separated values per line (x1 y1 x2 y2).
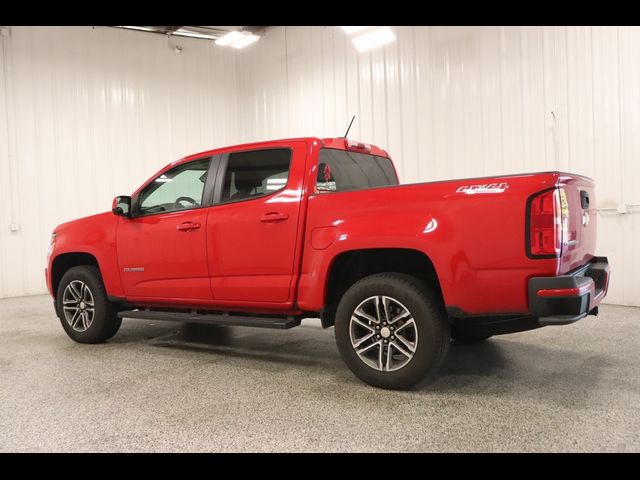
342 115 356 138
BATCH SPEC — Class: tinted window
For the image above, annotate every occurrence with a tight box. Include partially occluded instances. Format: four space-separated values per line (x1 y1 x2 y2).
316 149 398 193
221 149 291 203
137 158 210 215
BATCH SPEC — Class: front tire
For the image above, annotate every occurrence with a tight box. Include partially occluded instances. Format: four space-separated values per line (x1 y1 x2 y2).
56 265 122 343
335 273 450 390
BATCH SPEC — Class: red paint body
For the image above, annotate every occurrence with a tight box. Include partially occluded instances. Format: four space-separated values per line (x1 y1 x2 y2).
46 137 607 318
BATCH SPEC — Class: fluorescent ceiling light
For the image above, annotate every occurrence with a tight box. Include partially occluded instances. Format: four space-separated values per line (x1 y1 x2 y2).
215 30 245 46
214 30 260 49
352 26 396 52
229 33 260 49
172 28 217 40
341 26 369 35
117 26 218 41
119 26 157 33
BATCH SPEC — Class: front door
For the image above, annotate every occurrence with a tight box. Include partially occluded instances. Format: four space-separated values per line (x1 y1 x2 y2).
206 144 307 303
117 157 215 300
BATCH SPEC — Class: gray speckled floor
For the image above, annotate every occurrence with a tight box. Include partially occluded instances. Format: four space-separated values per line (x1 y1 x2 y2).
0 294 638 452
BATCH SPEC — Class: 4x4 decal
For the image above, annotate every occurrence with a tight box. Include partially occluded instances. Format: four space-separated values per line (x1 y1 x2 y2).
456 182 510 194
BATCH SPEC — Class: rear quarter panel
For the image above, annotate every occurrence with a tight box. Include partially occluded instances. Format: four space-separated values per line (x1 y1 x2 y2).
297 172 561 315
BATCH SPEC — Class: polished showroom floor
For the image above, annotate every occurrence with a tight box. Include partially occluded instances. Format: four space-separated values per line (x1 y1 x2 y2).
0 295 638 452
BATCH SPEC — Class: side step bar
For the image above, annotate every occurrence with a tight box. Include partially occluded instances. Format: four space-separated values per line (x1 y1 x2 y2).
117 309 301 329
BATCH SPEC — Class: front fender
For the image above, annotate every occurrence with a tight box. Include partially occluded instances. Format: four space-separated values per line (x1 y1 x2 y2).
48 212 124 298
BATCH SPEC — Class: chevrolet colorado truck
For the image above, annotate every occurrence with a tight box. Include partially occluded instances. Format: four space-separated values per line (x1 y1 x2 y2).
46 137 610 389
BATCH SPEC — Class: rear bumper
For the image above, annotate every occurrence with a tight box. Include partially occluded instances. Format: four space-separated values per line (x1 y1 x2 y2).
528 256 610 326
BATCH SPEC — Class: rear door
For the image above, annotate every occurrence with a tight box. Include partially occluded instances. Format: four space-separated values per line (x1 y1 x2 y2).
206 143 308 303
557 174 597 274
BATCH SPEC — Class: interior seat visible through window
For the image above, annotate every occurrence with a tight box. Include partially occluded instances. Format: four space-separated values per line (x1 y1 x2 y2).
230 170 262 201
220 149 292 203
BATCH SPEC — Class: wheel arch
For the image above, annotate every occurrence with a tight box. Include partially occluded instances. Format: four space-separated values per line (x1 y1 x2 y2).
51 252 101 298
321 248 444 328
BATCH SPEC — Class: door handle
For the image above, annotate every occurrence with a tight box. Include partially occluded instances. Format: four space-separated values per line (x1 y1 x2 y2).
177 222 201 232
260 212 289 223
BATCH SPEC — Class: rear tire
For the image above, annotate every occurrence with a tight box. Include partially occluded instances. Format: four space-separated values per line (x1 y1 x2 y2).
56 265 122 343
334 273 450 390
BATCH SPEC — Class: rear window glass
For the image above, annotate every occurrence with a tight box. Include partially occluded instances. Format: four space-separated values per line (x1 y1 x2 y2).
316 148 398 193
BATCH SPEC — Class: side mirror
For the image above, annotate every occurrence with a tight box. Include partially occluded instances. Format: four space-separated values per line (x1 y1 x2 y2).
112 196 132 218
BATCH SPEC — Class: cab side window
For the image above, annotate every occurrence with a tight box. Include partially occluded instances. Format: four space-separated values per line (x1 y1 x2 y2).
136 158 210 216
220 149 291 203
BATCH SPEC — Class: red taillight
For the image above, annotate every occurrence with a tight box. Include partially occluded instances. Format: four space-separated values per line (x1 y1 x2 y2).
528 188 561 257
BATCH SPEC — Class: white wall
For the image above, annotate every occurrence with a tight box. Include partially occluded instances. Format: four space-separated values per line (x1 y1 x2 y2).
235 26 640 307
1 26 639 307
0 26 239 298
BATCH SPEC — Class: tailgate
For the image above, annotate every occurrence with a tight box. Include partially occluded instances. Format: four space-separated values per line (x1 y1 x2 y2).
556 173 597 274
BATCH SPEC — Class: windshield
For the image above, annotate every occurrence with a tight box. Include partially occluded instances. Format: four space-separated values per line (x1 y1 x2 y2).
316 148 398 193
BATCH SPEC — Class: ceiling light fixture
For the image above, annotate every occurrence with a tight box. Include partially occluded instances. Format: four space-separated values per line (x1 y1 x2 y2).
214 30 245 46
214 30 260 49
119 26 158 33
117 26 220 41
229 33 259 49
352 26 396 52
171 28 218 40
341 26 369 35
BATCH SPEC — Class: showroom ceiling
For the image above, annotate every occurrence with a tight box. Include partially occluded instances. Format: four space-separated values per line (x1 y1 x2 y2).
112 26 272 41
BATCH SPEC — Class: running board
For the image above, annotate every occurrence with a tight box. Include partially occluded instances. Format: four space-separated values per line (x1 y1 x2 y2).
117 309 301 329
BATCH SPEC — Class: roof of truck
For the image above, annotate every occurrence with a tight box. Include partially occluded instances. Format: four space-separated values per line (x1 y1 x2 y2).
179 137 389 165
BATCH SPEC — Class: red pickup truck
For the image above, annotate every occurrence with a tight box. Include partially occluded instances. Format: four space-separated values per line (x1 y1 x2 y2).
46 137 610 389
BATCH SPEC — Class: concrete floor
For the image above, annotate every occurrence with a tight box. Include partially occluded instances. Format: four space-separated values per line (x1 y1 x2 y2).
0 295 639 452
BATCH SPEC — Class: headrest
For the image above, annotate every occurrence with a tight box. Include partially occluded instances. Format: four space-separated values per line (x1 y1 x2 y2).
234 170 262 191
